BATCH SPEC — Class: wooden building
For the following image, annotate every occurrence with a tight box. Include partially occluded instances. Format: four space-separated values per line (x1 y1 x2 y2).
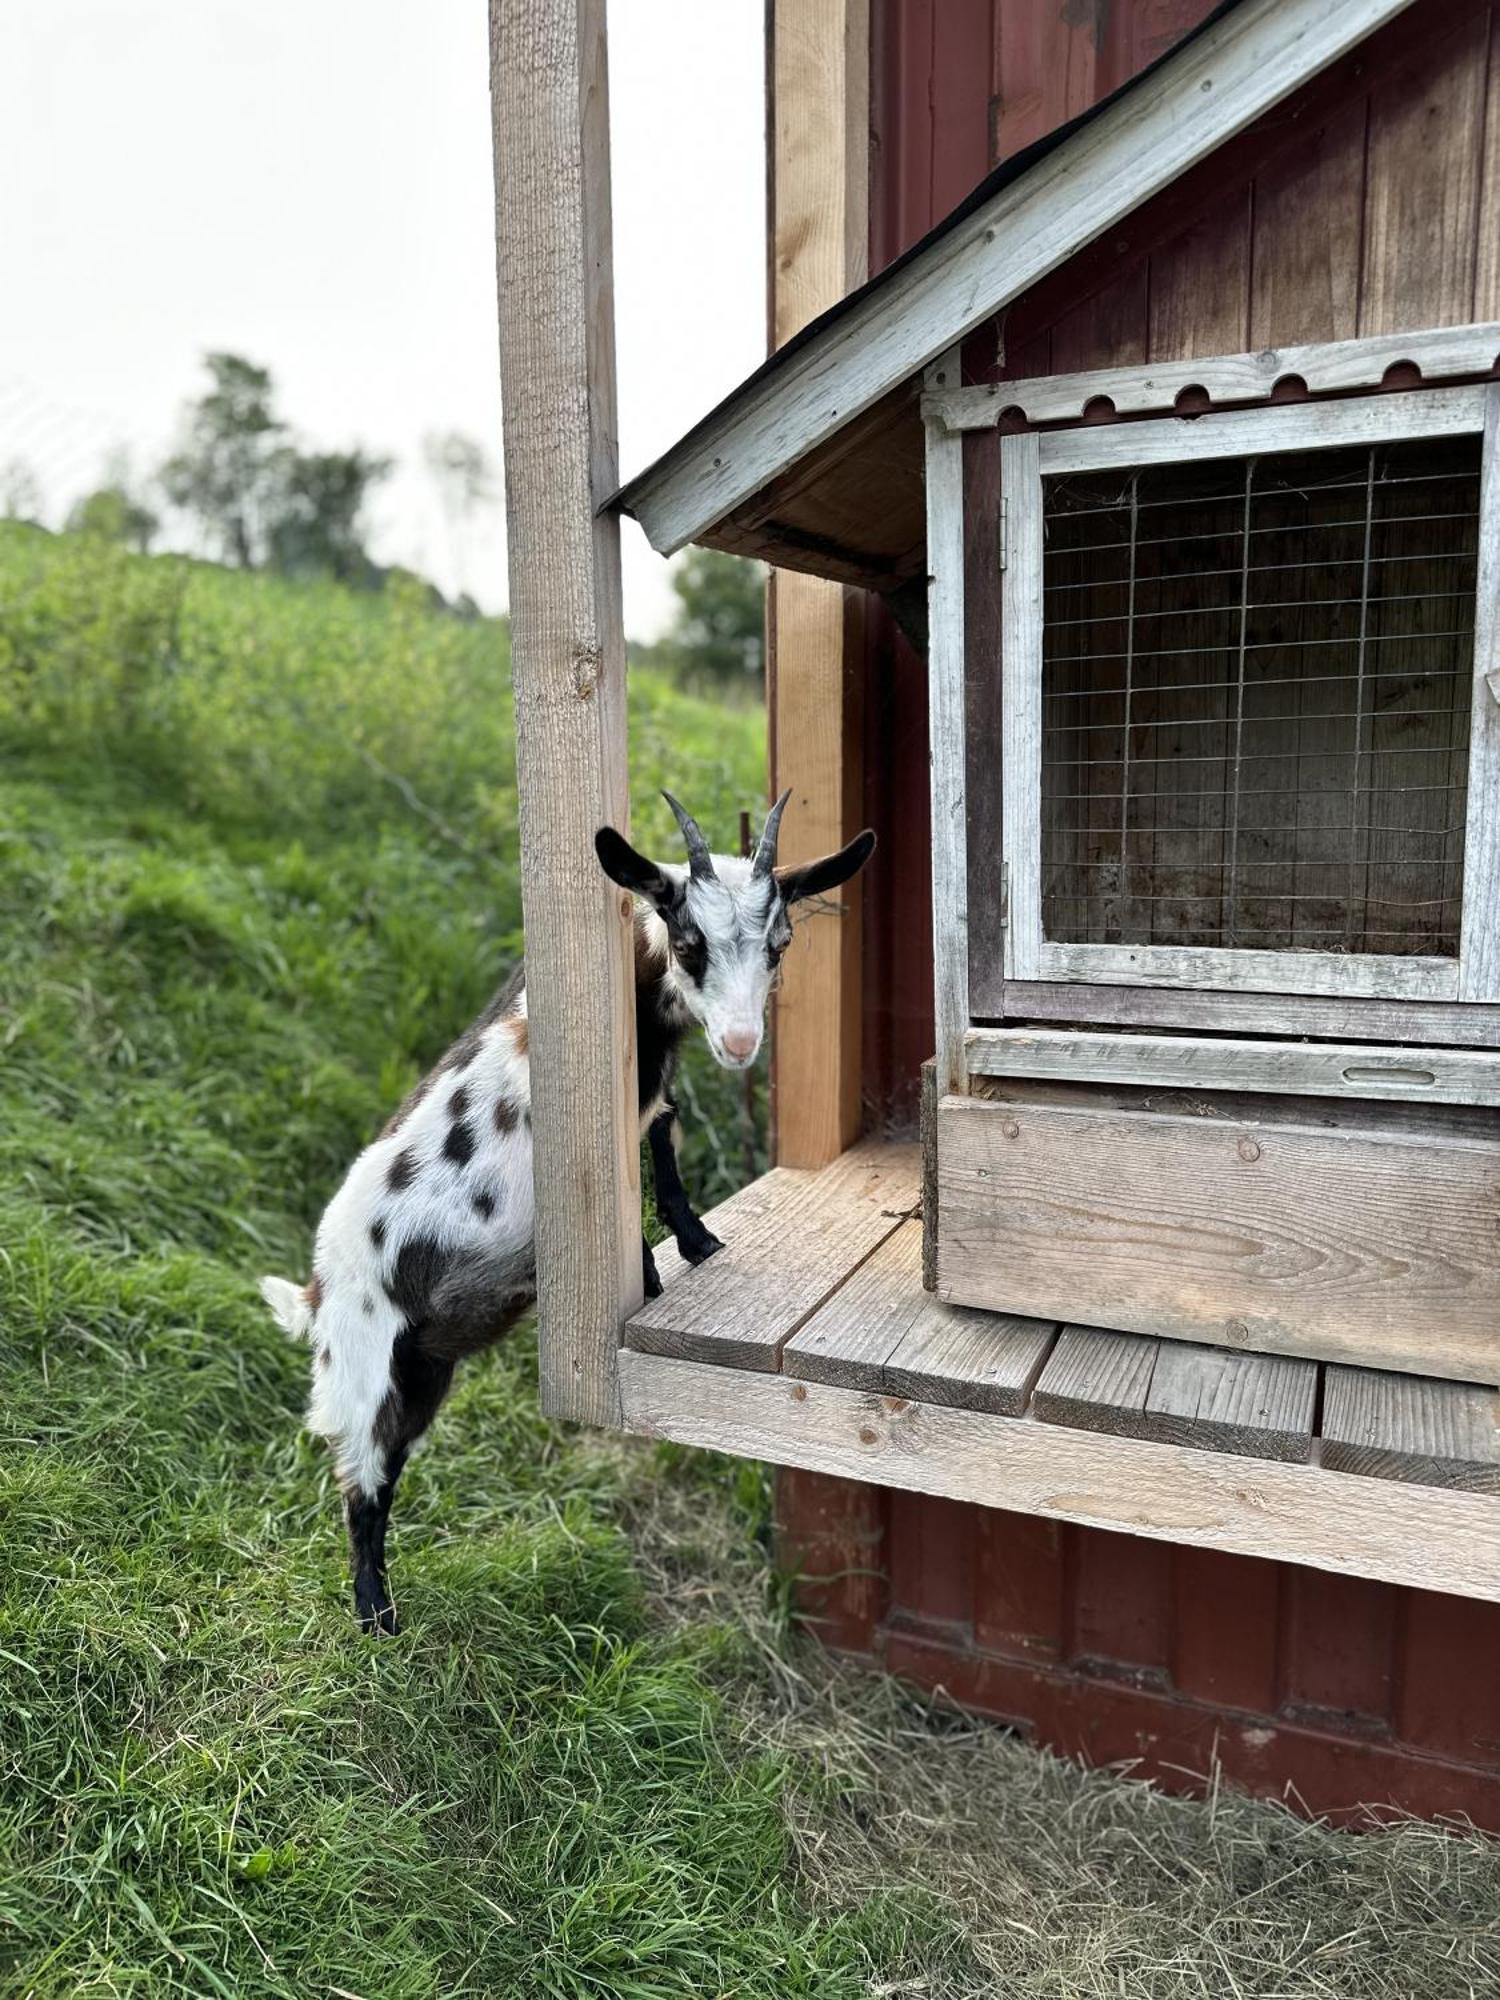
490 0 1500 1826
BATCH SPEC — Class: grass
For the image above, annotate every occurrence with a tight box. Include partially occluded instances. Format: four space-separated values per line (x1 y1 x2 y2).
3 522 1499 1997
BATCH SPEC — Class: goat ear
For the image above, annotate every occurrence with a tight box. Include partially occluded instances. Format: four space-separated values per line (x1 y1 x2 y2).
595 826 672 903
776 829 876 907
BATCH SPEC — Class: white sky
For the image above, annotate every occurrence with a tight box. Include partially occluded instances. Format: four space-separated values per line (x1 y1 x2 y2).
0 1 765 638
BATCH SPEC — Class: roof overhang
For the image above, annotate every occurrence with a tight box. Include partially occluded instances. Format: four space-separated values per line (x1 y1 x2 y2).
613 0 1414 590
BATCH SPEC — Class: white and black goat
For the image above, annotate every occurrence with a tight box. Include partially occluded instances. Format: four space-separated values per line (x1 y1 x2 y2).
261 792 875 1634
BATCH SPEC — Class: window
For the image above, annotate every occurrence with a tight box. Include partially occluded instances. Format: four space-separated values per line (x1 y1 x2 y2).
999 389 1499 1002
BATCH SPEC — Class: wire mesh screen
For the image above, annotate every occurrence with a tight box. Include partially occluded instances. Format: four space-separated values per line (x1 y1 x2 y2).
1040 435 1478 957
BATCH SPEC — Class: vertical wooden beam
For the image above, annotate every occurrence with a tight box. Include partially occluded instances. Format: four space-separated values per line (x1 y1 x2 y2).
490 0 639 1425
925 350 969 1095
769 0 869 1170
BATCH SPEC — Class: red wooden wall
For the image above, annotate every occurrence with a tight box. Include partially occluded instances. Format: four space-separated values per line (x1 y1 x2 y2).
785 0 1500 1829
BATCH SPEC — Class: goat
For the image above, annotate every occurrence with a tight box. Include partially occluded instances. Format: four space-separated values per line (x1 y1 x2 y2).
261 791 875 1634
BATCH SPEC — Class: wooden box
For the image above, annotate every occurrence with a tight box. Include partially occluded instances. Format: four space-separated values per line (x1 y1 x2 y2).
935 1090 1500 1385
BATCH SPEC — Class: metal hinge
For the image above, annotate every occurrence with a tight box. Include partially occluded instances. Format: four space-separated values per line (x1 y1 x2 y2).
998 495 1009 572
999 861 1010 930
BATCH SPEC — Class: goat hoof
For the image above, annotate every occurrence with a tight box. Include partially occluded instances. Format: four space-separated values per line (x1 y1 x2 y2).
355 1588 400 1638
642 1246 663 1298
683 1228 724 1266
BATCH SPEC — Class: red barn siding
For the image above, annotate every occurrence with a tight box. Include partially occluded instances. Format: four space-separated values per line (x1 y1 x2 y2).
796 0 1500 1828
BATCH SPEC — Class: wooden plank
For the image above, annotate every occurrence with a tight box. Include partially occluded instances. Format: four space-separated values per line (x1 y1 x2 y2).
883 1298 1055 1417
769 0 869 1169
1145 1343 1317 1462
647 1166 811 1293
1459 384 1500 999
1323 1366 1500 1494
1249 101 1365 347
622 0 1418 556
1359 2 1488 335
786 1220 1057 1416
618 1349 1500 1604
999 429 1043 979
1037 940 1460 1002
996 978 1500 1049
964 1027 1500 1108
625 1140 921 1370
964 426 1007 1020
490 0 638 1425
1477 9 1500 321
1032 1327 1158 1437
1036 384 1488 472
926 371 970 1093
936 1092 1500 1384
919 1056 938 1292
1148 199 1251 362
925 324 1500 430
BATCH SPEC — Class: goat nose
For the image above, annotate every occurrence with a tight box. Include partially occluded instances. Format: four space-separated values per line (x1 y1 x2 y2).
722 1028 758 1062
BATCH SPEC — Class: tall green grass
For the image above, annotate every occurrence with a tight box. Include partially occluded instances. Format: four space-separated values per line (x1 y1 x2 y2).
0 526 939 1996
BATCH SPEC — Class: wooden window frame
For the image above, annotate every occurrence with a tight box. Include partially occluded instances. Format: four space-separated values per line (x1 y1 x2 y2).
994 383 1500 1006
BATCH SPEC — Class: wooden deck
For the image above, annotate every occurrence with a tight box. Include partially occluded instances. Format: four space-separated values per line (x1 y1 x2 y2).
624 1142 1500 1604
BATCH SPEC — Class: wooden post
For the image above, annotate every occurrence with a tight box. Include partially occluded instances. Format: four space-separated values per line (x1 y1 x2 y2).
490 0 639 1426
769 0 870 1170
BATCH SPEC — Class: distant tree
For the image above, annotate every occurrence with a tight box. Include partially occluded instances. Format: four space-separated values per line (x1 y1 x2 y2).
424 429 494 596
1 457 43 523
658 549 765 687
68 483 158 553
160 353 287 567
266 447 392 583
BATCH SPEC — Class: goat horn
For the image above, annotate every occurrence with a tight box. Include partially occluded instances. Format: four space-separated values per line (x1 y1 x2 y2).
752 788 792 877
662 791 715 881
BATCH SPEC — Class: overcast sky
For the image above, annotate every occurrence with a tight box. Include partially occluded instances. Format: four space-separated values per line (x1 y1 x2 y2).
0 1 764 637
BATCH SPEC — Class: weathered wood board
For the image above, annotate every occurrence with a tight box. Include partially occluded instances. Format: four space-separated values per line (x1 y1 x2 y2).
626 1140 920 1370
936 1094 1500 1384
619 1348 1500 1604
1322 1366 1500 1494
783 1222 1055 1415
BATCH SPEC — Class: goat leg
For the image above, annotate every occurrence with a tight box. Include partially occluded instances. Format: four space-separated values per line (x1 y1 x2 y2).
647 1105 723 1266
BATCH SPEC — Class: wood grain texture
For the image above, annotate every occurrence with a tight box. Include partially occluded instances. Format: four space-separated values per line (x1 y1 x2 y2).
936 1093 1500 1383
784 1221 1056 1416
999 429 1043 979
626 1140 921 1370
1032 1327 1158 1437
926 326 1500 430
768 0 869 1172
1359 2 1489 335
1145 1343 1317 1462
1323 1366 1500 1493
490 0 637 1425
996 978 1500 1048
1149 200 1251 361
1037 940 1459 1002
624 0 1417 556
1458 384 1500 1000
964 427 1007 1019
920 1056 938 1292
1036 384 1488 471
1250 101 1366 346
964 1028 1500 1108
619 1349 1500 1603
1478 8 1500 320
926 376 970 1092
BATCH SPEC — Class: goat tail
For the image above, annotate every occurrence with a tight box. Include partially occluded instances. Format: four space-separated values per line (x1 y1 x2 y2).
261 1274 315 1341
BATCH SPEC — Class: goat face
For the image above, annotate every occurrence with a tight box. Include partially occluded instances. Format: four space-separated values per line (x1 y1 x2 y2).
595 791 876 1072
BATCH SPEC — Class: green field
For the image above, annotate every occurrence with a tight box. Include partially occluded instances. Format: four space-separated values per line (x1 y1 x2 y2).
3 525 1498 1999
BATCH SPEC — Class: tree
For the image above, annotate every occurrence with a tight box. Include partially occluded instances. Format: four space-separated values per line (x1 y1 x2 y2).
160 353 286 567
423 430 494 598
658 549 765 687
266 447 392 583
1 457 42 523
68 483 158 553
